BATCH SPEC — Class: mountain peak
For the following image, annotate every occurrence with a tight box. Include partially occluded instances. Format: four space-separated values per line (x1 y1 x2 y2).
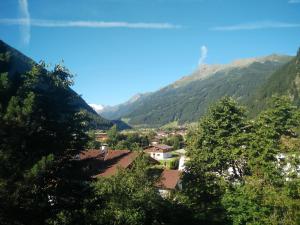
89 104 105 113
230 54 290 68
128 93 144 103
172 54 291 89
172 64 225 88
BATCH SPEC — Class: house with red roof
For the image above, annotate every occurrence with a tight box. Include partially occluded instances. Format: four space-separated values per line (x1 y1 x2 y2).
156 169 182 197
80 149 182 197
144 144 173 160
80 149 139 178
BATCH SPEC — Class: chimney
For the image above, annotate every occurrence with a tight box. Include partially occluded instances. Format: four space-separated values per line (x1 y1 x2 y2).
101 144 108 156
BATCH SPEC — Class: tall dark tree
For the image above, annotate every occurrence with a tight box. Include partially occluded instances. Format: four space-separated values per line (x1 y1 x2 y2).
0 54 91 225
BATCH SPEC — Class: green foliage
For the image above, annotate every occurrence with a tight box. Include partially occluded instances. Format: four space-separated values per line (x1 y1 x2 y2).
162 134 185 150
107 125 121 148
182 96 300 225
87 111 113 130
182 97 247 224
85 130 101 149
86 155 166 225
169 158 180 170
107 125 149 150
246 96 300 182
248 51 300 116
0 57 91 224
84 154 198 225
222 176 300 225
222 97 300 225
186 97 248 181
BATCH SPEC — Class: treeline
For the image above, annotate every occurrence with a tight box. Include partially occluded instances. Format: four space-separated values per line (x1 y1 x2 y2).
1 56 300 225
106 125 150 150
182 96 300 224
94 126 185 151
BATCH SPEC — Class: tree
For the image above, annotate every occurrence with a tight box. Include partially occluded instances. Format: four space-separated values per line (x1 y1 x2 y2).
162 134 184 150
85 130 101 149
222 96 300 225
185 96 248 180
107 128 149 150
107 125 120 148
0 58 91 225
86 154 167 225
246 96 300 182
182 97 247 224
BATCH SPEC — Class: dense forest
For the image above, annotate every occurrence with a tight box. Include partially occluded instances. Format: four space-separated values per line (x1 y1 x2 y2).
248 48 300 116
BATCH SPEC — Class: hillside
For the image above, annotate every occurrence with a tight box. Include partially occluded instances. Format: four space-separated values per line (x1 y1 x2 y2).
101 54 292 127
101 93 150 120
0 40 112 130
248 48 300 115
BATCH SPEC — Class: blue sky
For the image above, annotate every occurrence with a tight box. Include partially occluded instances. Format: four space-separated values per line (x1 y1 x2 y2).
0 0 300 106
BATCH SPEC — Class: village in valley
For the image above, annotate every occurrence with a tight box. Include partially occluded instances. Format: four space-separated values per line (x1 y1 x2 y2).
80 126 189 197
80 122 300 198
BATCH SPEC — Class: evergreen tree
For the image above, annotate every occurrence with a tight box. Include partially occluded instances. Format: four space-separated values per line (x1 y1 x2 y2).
222 96 300 225
182 97 247 224
0 57 91 225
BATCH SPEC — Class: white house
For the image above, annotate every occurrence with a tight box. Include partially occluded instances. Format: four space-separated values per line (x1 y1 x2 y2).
144 144 173 160
178 155 188 171
174 149 189 171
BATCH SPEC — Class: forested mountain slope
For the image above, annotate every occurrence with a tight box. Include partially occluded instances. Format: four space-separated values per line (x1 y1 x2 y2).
101 54 292 127
0 40 112 129
248 48 300 115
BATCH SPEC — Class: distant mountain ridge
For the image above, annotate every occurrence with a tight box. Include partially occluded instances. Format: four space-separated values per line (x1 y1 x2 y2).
101 53 293 127
172 54 291 88
0 40 113 130
89 104 105 114
100 92 150 120
248 48 300 115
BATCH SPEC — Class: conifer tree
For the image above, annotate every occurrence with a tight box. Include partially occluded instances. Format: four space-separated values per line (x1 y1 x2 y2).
0 54 90 225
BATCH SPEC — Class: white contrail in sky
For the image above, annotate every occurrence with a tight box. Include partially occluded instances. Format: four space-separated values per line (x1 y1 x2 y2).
211 21 300 31
18 0 30 44
0 18 181 29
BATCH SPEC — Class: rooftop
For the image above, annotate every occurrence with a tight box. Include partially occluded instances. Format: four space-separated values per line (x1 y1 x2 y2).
156 169 181 190
144 144 173 153
80 149 138 177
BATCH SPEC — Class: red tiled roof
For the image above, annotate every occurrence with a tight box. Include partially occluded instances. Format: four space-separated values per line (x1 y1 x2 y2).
80 149 104 160
157 169 181 190
144 144 173 153
100 150 138 177
80 149 138 178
